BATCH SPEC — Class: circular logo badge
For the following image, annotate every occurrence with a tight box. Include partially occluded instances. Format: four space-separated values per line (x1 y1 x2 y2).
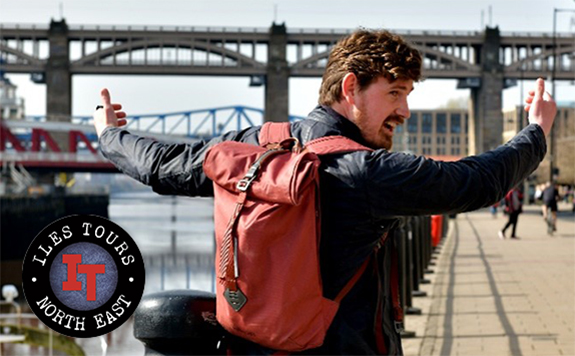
22 215 145 338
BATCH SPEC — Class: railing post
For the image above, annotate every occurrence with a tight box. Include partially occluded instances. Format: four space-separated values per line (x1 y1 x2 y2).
395 219 417 337
404 217 421 315
411 216 427 297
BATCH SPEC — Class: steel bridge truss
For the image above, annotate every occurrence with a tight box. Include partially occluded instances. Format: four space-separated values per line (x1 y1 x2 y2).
2 105 300 171
3 105 304 154
1 24 574 80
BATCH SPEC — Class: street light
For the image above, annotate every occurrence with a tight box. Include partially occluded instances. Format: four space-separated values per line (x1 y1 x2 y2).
550 7 575 183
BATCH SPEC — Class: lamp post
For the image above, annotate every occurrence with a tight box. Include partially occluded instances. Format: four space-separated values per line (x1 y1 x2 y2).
550 7 575 183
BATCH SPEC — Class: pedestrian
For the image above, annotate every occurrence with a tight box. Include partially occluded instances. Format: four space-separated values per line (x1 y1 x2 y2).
93 29 556 355
534 183 543 201
498 187 523 239
542 181 560 231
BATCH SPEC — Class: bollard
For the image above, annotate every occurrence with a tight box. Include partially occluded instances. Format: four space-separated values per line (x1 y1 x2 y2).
411 217 427 297
418 216 432 284
393 221 416 338
423 216 434 275
431 215 443 248
134 289 226 355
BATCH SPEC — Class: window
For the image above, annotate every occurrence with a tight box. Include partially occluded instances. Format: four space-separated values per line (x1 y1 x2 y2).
408 115 418 133
437 114 447 133
450 114 461 134
422 113 432 133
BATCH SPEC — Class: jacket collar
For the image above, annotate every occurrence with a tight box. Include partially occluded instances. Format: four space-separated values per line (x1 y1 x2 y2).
308 105 368 146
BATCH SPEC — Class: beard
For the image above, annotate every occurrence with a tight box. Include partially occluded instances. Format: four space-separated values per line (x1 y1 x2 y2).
354 109 403 150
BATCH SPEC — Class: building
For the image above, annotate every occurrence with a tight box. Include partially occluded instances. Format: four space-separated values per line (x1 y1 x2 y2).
503 103 575 185
0 74 26 120
395 109 469 158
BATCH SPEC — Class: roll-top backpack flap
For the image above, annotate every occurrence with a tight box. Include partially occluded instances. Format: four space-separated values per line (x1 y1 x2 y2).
203 140 320 205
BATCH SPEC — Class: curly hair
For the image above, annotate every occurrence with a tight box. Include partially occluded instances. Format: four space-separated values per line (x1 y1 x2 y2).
318 29 423 106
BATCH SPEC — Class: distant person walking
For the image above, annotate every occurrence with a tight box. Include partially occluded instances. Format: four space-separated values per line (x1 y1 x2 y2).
542 181 560 232
499 187 523 239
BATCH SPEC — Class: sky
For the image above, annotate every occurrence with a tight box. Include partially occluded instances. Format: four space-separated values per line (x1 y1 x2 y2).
0 0 574 118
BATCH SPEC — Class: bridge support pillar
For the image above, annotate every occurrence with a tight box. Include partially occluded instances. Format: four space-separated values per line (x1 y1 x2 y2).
46 19 71 152
265 23 289 123
469 27 504 155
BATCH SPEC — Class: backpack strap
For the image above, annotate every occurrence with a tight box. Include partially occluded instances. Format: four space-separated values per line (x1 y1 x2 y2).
259 122 291 147
306 135 372 155
260 122 371 154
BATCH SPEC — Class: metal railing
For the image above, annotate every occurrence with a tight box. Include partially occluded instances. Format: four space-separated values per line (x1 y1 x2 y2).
132 214 451 354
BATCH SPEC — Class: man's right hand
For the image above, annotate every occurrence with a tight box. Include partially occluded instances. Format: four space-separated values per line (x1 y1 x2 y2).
94 88 127 137
524 78 556 136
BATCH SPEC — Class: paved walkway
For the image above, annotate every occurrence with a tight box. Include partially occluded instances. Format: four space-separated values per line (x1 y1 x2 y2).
403 202 575 356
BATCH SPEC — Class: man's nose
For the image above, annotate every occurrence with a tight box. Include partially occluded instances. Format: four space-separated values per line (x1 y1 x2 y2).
396 99 410 119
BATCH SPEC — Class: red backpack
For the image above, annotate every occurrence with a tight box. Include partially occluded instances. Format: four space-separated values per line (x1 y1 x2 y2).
202 122 373 351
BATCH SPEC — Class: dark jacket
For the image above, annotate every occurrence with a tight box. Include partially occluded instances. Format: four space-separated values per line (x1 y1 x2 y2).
100 105 547 355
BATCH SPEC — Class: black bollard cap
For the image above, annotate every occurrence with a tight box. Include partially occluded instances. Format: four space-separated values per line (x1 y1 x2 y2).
134 289 226 355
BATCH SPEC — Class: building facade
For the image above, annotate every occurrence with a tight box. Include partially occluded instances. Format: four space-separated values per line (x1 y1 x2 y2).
0 75 26 120
395 109 469 158
503 104 574 185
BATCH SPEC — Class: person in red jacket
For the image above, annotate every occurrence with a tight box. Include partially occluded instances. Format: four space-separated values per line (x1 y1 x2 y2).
499 187 524 239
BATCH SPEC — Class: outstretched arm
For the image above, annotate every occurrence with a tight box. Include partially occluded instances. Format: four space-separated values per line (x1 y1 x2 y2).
93 88 259 197
365 79 554 217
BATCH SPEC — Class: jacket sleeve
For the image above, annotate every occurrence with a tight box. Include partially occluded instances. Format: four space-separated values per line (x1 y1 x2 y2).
98 126 258 197
363 124 546 216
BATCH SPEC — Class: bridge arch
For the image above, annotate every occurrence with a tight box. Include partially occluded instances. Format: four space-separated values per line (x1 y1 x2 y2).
71 39 265 68
0 44 44 67
506 45 575 72
290 44 481 73
291 50 330 70
416 46 479 72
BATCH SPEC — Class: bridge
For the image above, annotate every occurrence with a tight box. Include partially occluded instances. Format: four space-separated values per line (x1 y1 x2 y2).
1 20 574 154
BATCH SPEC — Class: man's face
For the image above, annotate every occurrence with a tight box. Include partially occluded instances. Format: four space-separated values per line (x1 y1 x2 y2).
352 76 413 150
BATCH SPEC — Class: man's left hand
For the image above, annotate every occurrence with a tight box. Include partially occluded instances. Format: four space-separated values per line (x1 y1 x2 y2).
94 88 127 137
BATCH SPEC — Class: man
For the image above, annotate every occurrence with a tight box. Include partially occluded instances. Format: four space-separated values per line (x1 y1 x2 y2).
94 29 556 355
542 181 560 231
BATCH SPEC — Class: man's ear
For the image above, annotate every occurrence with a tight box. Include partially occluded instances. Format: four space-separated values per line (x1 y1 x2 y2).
341 73 358 105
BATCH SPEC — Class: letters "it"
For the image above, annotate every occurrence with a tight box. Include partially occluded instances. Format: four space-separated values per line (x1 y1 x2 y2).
62 254 105 301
